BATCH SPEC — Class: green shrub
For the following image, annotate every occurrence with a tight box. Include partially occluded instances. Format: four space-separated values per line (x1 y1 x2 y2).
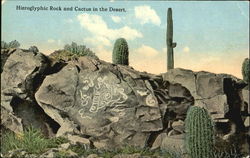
0 127 67 155
1 40 20 49
63 42 96 58
242 58 249 83
49 42 98 62
112 38 129 65
185 106 215 158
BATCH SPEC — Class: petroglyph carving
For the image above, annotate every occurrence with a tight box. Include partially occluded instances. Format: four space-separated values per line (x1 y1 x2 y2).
79 75 128 115
82 76 94 90
78 108 92 119
146 94 157 107
80 91 91 106
137 90 148 96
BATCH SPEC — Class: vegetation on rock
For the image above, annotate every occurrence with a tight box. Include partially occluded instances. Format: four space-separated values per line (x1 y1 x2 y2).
112 38 129 65
64 42 96 57
185 106 215 158
1 40 20 49
49 42 97 62
1 127 67 155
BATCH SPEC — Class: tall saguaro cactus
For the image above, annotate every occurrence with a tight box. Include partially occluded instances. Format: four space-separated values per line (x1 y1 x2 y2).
112 38 129 65
166 8 176 71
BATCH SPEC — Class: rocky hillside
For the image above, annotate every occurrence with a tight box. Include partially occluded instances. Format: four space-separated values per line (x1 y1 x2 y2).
1 48 249 157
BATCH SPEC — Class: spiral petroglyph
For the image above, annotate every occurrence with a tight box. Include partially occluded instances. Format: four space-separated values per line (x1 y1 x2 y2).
79 75 128 115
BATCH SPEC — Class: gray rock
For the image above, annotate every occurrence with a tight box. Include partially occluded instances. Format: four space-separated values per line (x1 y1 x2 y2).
36 58 182 149
60 143 71 149
2 49 247 151
162 68 197 99
196 71 224 98
39 148 59 158
242 88 249 113
244 116 249 127
1 49 50 133
151 133 167 150
87 154 100 158
35 58 194 148
39 148 77 158
67 134 91 149
162 68 245 122
1 49 49 100
195 94 229 120
1 48 16 73
113 153 141 158
171 120 185 133
1 107 23 133
161 134 185 154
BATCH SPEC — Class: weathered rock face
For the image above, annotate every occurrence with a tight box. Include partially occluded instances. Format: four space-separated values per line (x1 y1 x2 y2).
1 48 16 73
1 49 58 135
1 49 248 153
35 57 194 148
162 68 247 130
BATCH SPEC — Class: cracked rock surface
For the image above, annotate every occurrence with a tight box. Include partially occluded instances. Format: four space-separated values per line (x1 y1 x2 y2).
1 49 249 153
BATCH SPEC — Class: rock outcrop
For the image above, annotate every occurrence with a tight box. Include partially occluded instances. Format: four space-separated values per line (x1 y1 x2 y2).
163 69 248 130
34 57 194 148
1 49 249 154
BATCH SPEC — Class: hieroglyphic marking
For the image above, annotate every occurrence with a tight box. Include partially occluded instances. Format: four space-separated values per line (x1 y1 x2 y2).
80 90 91 106
78 108 92 119
137 89 157 107
145 94 157 107
137 90 148 96
82 78 94 90
79 75 128 114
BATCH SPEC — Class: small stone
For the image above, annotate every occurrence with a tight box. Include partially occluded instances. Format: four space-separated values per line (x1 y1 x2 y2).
244 116 250 127
167 129 181 136
161 134 185 154
151 133 167 150
113 153 141 158
68 134 91 145
60 143 70 149
87 154 99 158
171 120 185 133
39 148 59 158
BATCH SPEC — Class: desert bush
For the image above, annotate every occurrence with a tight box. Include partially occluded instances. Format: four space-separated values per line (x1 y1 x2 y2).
64 42 96 58
1 40 20 49
0 127 67 155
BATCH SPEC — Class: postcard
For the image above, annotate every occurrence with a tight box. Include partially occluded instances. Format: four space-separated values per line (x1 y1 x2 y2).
1 0 249 157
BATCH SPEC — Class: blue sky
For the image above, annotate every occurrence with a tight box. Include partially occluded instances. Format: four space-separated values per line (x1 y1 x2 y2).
2 0 249 78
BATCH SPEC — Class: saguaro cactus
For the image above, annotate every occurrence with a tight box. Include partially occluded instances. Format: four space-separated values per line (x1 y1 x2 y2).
242 58 249 83
185 106 215 158
112 38 129 65
166 8 176 71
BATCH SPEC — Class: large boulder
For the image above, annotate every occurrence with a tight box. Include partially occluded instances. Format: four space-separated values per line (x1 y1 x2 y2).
0 49 55 134
162 68 247 125
1 49 248 153
35 57 194 149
